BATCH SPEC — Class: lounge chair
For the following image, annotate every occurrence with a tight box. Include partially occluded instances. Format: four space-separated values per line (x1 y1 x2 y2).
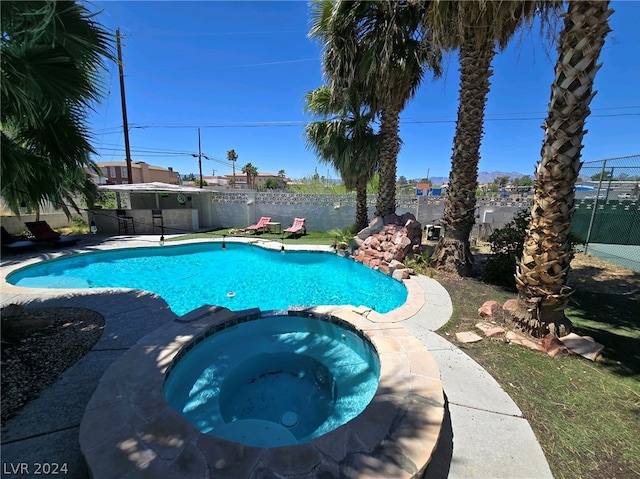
1 226 37 254
246 216 271 234
24 221 79 246
283 218 306 237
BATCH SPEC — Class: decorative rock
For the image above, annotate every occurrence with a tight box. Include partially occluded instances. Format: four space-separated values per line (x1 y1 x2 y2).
392 268 411 281
456 331 483 343
475 322 506 338
505 331 544 351
478 300 502 318
503 299 518 313
541 334 570 358
347 214 423 277
559 333 604 361
388 260 404 270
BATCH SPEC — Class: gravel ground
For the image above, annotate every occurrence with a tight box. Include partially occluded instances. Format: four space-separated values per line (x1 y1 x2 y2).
1 305 104 425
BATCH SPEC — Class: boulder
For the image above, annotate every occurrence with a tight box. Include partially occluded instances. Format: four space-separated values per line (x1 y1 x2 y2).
388 259 404 270
392 268 412 281
348 214 423 275
541 334 570 357
478 300 502 318
503 299 518 313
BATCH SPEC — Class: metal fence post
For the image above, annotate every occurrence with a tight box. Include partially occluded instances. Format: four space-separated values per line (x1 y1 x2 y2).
584 159 608 254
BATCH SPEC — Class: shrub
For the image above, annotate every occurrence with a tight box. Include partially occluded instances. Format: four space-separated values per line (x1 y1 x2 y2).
329 225 356 250
481 208 530 289
403 249 434 276
481 209 585 289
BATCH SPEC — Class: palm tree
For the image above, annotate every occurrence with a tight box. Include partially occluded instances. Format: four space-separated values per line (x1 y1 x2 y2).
304 85 380 231
426 0 561 276
227 149 238 187
309 0 441 219
241 163 258 189
514 1 612 338
1 1 113 216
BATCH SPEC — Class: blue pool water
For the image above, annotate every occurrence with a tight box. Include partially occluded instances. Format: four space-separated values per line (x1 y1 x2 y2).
7 242 407 315
163 315 380 447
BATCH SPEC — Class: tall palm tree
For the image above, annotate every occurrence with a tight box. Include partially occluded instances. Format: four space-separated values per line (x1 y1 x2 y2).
1 1 113 216
309 0 441 219
227 149 238 187
241 163 258 189
428 0 560 276
304 85 380 231
514 1 612 337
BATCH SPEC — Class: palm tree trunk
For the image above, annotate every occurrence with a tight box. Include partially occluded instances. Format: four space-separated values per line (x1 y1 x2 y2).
514 1 612 338
375 108 400 218
355 178 369 231
432 29 495 276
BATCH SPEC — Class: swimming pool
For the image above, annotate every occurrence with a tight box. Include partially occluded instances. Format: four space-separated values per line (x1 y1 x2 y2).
7 242 408 315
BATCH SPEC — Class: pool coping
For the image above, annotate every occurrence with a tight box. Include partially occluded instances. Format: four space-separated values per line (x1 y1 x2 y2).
79 305 444 478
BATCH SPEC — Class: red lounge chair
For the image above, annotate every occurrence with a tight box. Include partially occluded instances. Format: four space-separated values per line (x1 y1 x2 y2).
24 221 79 246
246 216 271 234
283 218 306 237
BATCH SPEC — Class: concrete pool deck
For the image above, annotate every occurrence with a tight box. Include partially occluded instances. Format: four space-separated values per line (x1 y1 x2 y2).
0 234 552 478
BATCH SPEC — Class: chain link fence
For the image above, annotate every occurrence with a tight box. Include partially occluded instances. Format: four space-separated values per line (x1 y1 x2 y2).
571 155 640 270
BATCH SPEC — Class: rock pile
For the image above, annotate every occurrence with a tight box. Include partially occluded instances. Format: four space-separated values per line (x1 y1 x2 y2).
347 213 423 280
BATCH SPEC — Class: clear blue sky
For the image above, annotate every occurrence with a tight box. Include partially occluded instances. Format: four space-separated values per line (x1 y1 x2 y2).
88 1 640 182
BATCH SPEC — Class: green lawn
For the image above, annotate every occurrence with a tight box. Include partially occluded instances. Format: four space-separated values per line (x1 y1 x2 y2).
167 228 337 246
436 273 640 479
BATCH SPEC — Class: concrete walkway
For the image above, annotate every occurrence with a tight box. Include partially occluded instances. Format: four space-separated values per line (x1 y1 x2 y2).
406 276 553 479
0 237 553 478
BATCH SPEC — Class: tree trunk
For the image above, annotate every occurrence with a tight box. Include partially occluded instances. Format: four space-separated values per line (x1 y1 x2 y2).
375 108 400 217
432 29 495 276
355 179 369 232
514 1 612 337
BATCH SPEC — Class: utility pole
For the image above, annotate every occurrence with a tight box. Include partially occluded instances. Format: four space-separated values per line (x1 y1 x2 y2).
198 128 203 188
116 28 133 184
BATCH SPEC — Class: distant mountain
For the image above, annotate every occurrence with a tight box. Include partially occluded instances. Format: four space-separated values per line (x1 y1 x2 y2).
478 171 526 184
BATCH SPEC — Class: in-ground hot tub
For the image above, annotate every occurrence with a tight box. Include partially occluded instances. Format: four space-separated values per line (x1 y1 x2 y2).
80 306 445 478
163 315 380 448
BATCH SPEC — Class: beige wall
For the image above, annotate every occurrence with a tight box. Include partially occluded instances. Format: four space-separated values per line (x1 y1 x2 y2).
96 162 180 185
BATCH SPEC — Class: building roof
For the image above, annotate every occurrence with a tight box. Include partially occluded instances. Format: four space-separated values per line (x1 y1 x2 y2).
97 182 205 194
96 161 176 172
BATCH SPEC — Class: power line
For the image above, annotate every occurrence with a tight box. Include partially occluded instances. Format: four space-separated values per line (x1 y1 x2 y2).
91 106 640 134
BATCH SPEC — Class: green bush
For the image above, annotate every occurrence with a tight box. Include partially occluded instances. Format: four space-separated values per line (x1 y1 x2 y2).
329 225 357 250
481 208 530 289
481 209 585 289
403 249 434 276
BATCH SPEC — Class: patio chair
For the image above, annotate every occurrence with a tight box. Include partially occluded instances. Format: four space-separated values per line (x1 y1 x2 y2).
283 218 306 237
116 209 135 234
24 221 79 246
1 226 37 254
246 216 271 234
